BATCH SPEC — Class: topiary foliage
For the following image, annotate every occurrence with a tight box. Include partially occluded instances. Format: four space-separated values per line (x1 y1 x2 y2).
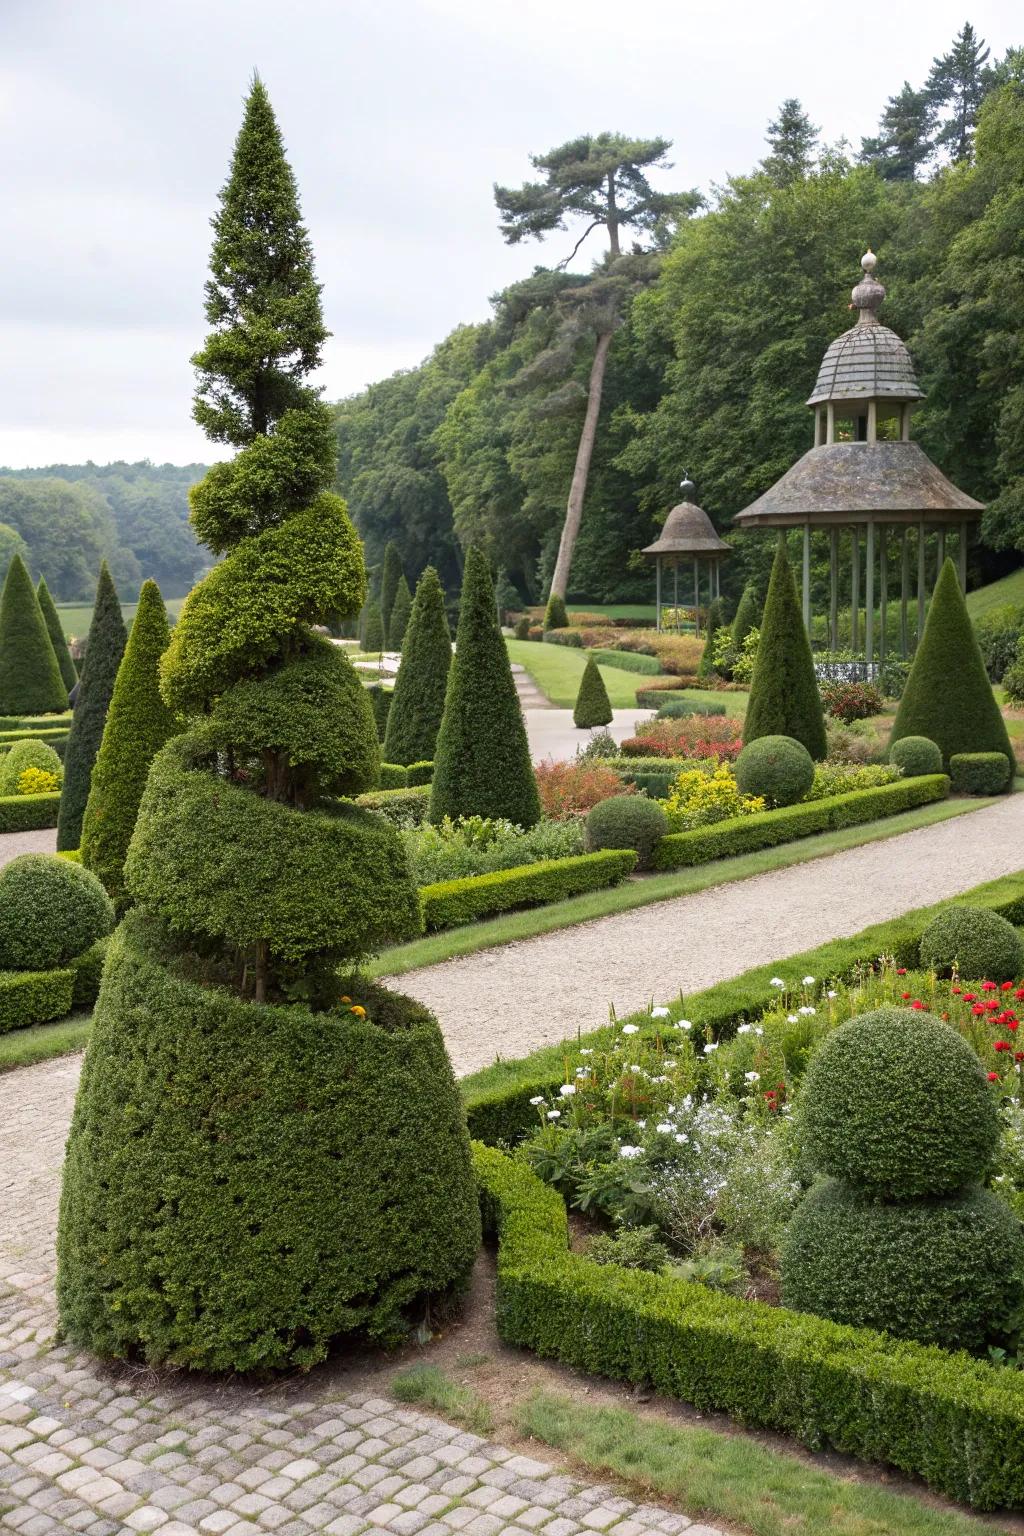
697 599 722 680
383 566 452 766
0 854 113 971
0 554 68 716
389 573 413 651
919 904 1024 982
743 540 827 760
573 656 612 729
735 734 814 807
380 540 404 647
36 576 79 693
544 591 569 630
56 563 127 852
949 752 1012 796
57 79 477 1373
80 581 176 913
430 546 541 828
731 583 760 648
800 1007 999 1199
585 794 667 870
889 735 942 777
362 598 384 654
0 737 62 796
891 558 1014 775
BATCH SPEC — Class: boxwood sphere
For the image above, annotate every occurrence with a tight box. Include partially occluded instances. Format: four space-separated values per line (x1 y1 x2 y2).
0 737 63 795
781 1177 1024 1351
801 1007 998 1197
584 794 667 870
0 854 113 970
889 734 942 778
735 734 814 807
919 904 1024 983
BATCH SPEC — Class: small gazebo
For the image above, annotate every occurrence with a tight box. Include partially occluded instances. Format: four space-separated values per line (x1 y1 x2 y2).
733 251 984 662
642 479 731 635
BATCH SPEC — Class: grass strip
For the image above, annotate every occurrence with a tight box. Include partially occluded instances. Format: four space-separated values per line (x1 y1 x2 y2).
391 1365 493 1435
506 638 679 709
0 1013 92 1075
371 794 990 978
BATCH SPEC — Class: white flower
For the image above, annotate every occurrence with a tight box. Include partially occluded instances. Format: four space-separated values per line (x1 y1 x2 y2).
651 1006 670 1019
622 1024 640 1036
703 1042 719 1054
580 1048 593 1056
744 1071 760 1083
827 989 837 999
770 977 785 988
798 1005 816 1016
546 1109 561 1120
619 1145 643 1159
575 1066 589 1078
754 1027 764 1036
529 1096 544 1106
674 1019 693 1030
637 1119 647 1129
802 976 815 986
656 1122 673 1134
559 1083 576 1097
787 1014 798 1023
737 1023 752 1034
675 1132 689 1144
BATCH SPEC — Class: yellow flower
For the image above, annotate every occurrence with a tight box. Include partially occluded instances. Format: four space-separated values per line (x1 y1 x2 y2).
349 1005 366 1017
340 995 352 1003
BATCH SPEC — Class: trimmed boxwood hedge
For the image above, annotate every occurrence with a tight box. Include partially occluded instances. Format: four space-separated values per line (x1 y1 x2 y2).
355 784 431 824
474 1142 1024 1510
420 850 637 931
0 937 108 1035
949 751 1012 795
0 792 61 833
590 649 661 675
651 774 949 870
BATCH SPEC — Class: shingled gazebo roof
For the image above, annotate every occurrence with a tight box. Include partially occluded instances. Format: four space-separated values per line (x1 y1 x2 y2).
642 482 731 559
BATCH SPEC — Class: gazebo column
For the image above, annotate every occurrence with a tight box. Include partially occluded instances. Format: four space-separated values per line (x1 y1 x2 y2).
829 528 839 649
802 523 811 632
879 527 888 667
693 557 700 637
917 521 927 645
673 562 679 631
900 531 910 658
655 557 662 633
851 529 860 652
865 521 875 666
937 527 946 571
959 521 968 591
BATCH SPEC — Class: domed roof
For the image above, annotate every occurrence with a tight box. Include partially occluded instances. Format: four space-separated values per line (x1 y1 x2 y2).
807 251 923 407
642 480 731 558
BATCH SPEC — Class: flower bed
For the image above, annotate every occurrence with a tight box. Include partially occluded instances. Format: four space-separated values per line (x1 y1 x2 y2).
535 760 630 821
403 813 584 885
620 717 743 760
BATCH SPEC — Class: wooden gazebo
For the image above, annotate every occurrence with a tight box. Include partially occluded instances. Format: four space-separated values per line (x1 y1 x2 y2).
642 479 731 635
733 251 984 662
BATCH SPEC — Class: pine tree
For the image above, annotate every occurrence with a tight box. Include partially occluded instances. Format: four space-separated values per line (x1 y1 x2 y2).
760 99 819 185
389 573 413 650
80 581 176 912
383 566 452 765
57 79 476 1373
56 563 127 849
731 584 760 648
891 558 1013 773
430 546 540 826
742 540 827 760
379 541 403 647
573 655 612 728
0 554 68 716
37 576 79 693
860 82 936 180
362 599 384 653
927 23 991 164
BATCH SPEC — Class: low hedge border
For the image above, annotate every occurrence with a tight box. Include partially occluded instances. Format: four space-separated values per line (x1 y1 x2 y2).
0 714 72 732
0 792 62 833
378 761 434 790
420 850 637 932
950 752 1011 796
0 938 107 1035
652 774 950 870
355 785 431 824
0 732 69 760
589 649 662 675
474 1142 1024 1510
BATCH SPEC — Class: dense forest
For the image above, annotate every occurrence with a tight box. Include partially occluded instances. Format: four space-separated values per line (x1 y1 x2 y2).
0 461 208 601
334 24 1024 607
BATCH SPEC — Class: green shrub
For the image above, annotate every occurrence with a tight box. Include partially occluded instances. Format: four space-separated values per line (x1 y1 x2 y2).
891 559 1014 775
975 603 1024 683
919 903 1024 981
652 775 949 870
743 541 826 759
379 540 404 647
0 738 62 796
0 968 75 1035
584 794 667 870
36 576 78 693
544 592 569 630
389 573 413 650
406 760 434 787
544 628 584 647
57 917 480 1369
735 735 814 807
781 1178 1023 1352
495 569 522 621
0 553 68 715
420 849 636 930
0 854 113 971
378 762 408 789
730 584 760 648
355 784 431 824
590 649 661 675
69 938 108 1010
514 616 531 640
383 567 452 765
889 734 942 777
0 792 61 833
57 563 127 851
431 547 540 828
949 751 1012 795
656 698 726 719
366 682 392 742
697 599 722 680
573 656 613 729
800 1007 998 1198
362 598 385 653
635 685 687 708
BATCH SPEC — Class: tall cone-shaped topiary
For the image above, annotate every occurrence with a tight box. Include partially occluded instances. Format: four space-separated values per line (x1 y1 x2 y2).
389 572 413 651
0 554 68 716
37 576 78 693
56 564 127 849
57 79 479 1373
544 591 569 630
743 539 827 760
891 557 1013 775
383 566 451 765
362 598 384 653
731 583 760 648
573 655 612 728
380 540 403 647
430 546 541 827
80 580 176 913
698 598 722 680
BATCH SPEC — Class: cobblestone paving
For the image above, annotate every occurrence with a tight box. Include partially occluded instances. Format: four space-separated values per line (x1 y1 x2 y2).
0 1058 722 1536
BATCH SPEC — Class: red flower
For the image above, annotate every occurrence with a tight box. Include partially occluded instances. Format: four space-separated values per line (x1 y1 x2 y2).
952 987 962 995
994 1041 1012 1052
911 1000 924 1009
963 993 976 1002
973 1004 987 1016
1016 989 1024 1001
1003 981 1015 991
896 968 907 976
982 980 998 991
901 992 911 1000
1015 1053 1024 1063
1009 1021 1020 1033
988 1071 1001 1081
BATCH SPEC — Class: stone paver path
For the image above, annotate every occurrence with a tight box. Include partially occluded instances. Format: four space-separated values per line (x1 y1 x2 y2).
0 1058 722 1536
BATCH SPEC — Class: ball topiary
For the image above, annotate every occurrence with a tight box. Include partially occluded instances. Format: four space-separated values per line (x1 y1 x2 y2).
919 904 1024 982
889 734 942 778
0 854 113 970
800 1007 998 1199
585 794 667 870
0 737 63 796
781 1178 1024 1351
734 734 814 807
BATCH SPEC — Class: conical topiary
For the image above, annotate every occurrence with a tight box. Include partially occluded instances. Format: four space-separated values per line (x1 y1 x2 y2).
731 583 760 648
389 573 412 651
742 539 827 760
56 564 127 849
80 580 176 913
37 576 78 694
495 569 522 622
383 566 452 765
362 599 384 654
0 554 68 716
544 591 569 630
57 79 478 1374
573 655 613 728
430 545 541 827
698 598 723 680
380 540 403 647
891 557 1013 775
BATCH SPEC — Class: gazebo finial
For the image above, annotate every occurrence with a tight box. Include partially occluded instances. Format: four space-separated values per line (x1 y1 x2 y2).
851 248 885 325
679 474 696 499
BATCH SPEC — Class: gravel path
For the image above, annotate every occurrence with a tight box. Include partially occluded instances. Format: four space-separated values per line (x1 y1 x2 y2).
0 826 57 868
394 794 1024 1076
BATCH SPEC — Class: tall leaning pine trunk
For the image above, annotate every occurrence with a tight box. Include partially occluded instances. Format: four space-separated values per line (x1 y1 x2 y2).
548 328 613 601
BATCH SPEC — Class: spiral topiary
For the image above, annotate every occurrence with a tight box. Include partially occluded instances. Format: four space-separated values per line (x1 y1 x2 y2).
919 904 1024 982
735 734 814 807
889 734 942 778
56 79 479 1372
0 854 113 971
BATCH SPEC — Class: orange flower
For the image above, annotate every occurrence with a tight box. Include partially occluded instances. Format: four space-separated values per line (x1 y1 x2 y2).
349 1005 366 1017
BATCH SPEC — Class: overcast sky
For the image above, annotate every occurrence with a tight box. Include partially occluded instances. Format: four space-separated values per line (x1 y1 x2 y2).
0 0 1017 469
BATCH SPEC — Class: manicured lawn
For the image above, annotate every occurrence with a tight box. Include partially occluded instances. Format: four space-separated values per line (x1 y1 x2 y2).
966 565 1024 620
508 638 718 711
55 597 185 639
565 603 657 621
0 1013 92 1074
